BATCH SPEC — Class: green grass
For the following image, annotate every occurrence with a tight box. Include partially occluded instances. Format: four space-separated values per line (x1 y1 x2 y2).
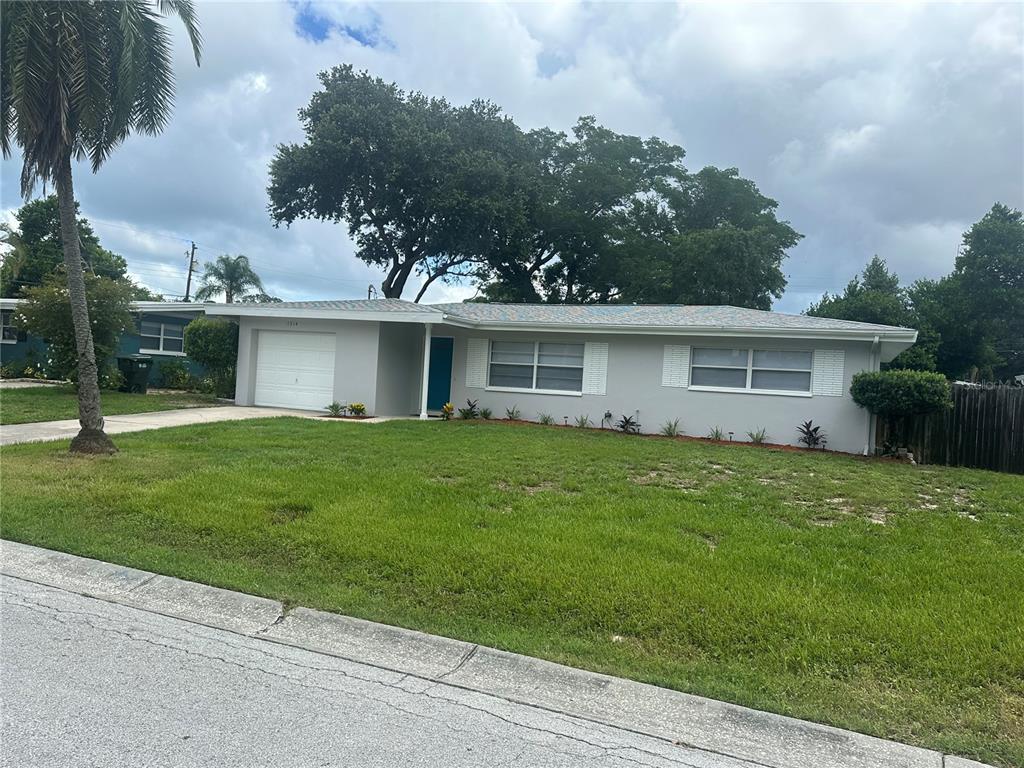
1 419 1021 765
0 385 219 424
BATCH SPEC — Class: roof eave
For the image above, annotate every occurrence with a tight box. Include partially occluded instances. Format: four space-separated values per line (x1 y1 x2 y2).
439 317 919 342
206 304 445 324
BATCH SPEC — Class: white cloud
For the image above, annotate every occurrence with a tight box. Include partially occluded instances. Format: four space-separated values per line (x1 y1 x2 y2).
0 1 1020 310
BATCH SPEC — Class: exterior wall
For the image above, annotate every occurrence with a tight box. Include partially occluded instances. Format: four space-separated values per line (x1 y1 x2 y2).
446 328 875 454
375 322 425 416
120 312 206 385
0 334 47 371
234 316 381 413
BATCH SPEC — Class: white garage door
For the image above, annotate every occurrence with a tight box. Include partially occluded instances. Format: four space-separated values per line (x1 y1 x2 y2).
254 331 336 411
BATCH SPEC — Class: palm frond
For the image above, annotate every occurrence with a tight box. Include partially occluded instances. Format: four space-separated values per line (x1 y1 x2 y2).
158 0 203 65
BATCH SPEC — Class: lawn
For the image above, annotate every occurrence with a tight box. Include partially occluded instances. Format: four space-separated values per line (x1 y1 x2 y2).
1 419 1021 766
0 385 219 424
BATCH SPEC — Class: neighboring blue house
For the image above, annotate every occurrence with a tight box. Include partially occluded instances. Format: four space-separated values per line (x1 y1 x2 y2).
0 299 208 383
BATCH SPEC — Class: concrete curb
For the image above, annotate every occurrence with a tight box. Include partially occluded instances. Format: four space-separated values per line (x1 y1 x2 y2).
0 540 994 768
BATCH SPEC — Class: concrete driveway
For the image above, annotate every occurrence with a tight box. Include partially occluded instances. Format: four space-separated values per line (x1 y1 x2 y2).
0 405 401 446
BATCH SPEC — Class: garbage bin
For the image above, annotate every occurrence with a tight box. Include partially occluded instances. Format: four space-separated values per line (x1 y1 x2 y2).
117 354 152 394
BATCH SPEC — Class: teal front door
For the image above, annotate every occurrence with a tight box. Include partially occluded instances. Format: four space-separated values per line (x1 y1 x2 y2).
426 337 454 411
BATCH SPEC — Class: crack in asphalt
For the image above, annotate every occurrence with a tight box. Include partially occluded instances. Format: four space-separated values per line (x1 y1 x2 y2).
4 589 725 768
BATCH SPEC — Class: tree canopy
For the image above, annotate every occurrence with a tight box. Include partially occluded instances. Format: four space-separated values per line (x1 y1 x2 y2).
0 196 159 300
194 254 266 303
806 204 1024 381
269 66 801 307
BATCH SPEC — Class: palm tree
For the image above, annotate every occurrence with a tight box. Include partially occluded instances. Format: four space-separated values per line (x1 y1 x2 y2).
194 255 265 303
1 2 201 453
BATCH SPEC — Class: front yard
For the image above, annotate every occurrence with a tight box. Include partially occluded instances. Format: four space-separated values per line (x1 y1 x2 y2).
0 385 219 425
1 419 1020 765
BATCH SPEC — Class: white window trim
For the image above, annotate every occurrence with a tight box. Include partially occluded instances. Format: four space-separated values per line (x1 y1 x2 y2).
1 310 17 344
689 347 813 397
139 321 186 356
487 340 585 395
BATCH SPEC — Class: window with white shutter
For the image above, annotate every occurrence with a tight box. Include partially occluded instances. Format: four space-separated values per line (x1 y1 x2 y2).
661 345 690 387
582 342 608 395
812 350 845 396
465 338 489 389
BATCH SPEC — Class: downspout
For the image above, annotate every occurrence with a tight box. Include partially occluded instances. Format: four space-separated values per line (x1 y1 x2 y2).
864 335 880 455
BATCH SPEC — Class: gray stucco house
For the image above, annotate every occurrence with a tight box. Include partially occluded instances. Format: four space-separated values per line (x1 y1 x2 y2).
209 299 917 455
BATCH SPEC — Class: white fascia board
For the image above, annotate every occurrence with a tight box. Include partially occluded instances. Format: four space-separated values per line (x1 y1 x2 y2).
133 301 209 313
205 305 445 324
439 318 919 343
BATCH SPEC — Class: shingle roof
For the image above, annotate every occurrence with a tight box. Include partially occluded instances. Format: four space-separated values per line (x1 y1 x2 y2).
266 298 437 313
227 297 913 335
430 302 913 333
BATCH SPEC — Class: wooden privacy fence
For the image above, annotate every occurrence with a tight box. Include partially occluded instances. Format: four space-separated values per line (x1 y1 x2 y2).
875 383 1024 474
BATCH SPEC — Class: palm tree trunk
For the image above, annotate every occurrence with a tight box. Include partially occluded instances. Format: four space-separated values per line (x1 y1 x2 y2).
56 151 116 454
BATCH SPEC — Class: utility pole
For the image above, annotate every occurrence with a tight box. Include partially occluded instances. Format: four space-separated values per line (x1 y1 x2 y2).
183 241 197 301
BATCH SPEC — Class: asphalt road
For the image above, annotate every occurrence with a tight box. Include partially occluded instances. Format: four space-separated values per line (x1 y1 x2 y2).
1 576 754 768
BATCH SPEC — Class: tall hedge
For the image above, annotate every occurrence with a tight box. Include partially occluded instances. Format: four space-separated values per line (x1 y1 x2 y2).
183 317 238 397
850 369 951 425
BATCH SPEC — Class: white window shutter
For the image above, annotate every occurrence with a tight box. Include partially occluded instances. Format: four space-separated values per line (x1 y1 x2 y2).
812 349 845 396
582 342 608 395
466 338 489 389
662 345 690 388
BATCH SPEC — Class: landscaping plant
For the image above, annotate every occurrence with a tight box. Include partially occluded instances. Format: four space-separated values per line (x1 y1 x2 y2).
348 402 367 416
537 413 556 426
159 359 193 390
747 427 769 445
850 369 951 453
708 426 726 441
574 414 591 429
458 399 480 419
660 418 682 437
479 407 493 420
505 406 521 420
615 414 641 434
325 402 346 417
183 318 238 398
441 402 455 420
797 420 827 449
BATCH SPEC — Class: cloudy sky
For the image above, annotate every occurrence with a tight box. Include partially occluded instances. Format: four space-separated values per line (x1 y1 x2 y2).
2 1 1021 312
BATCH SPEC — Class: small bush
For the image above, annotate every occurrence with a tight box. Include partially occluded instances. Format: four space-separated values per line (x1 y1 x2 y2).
97 365 124 391
538 412 555 425
616 414 641 434
479 407 493 420
708 426 725 441
797 420 827 449
458 399 480 419
441 402 455 420
505 405 521 420
574 414 591 429
659 418 681 437
348 402 367 416
747 427 769 445
325 402 346 417
159 359 193 390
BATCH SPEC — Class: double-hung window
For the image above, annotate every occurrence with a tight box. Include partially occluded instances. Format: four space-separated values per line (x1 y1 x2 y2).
489 341 584 393
1 309 16 343
140 319 185 354
690 347 812 393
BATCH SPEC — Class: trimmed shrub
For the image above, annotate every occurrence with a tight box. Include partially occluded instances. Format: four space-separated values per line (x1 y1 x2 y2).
183 317 238 397
158 359 193 389
850 369 951 425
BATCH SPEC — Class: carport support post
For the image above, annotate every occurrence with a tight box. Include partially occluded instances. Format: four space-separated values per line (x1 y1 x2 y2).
419 323 432 419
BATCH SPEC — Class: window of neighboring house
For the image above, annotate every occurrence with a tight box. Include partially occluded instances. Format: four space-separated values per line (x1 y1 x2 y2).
1 310 17 343
488 341 585 393
139 319 185 354
690 347 812 393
